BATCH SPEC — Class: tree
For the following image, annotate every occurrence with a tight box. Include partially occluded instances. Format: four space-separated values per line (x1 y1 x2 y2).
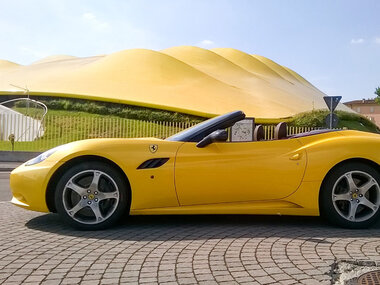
375 87 380 104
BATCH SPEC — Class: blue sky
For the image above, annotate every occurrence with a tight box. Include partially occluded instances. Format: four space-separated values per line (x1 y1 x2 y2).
0 0 379 102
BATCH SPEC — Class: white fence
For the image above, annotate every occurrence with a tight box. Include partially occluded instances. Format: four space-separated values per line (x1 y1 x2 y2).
0 111 44 142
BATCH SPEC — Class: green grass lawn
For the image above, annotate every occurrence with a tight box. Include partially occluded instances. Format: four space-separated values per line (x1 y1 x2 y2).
1 107 378 152
0 108 190 151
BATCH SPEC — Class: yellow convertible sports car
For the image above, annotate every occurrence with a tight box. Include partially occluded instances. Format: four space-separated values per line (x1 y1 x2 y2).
10 111 380 230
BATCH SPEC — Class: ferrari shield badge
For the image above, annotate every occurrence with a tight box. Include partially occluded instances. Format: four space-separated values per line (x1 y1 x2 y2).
149 144 158 153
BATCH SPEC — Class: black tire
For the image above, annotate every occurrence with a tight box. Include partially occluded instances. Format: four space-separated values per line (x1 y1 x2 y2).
54 161 129 230
320 162 380 229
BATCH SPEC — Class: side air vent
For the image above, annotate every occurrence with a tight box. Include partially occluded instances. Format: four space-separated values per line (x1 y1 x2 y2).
137 158 170 169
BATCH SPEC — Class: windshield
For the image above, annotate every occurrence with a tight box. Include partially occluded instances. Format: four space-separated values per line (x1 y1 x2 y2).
166 110 246 142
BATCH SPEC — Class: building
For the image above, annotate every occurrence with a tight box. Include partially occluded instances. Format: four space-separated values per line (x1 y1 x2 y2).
0 47 352 119
344 99 380 127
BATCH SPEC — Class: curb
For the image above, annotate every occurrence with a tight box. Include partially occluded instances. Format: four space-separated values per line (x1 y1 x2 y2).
0 168 15 172
0 164 22 172
0 151 40 162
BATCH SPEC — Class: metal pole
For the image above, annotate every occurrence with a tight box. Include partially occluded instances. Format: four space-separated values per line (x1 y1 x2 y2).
330 100 333 129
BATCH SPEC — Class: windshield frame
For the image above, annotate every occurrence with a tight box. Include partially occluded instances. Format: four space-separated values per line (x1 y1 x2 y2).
166 110 246 142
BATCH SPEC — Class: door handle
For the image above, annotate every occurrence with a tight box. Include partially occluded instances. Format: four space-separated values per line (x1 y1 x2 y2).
289 153 302 160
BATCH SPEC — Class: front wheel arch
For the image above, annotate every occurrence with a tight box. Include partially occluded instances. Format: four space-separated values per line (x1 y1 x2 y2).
46 155 131 214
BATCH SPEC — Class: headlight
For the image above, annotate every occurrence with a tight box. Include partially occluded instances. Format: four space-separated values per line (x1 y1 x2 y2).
25 145 64 166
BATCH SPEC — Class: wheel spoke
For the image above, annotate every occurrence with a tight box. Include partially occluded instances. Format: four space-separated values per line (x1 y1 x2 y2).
333 193 351 201
347 201 359 220
359 179 377 195
68 201 87 216
67 181 87 196
360 198 377 211
345 172 357 192
332 170 380 223
62 168 121 226
90 202 104 222
89 171 101 191
98 191 119 201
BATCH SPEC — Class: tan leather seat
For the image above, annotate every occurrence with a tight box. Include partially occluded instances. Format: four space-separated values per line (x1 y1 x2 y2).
254 125 265 141
274 122 287 140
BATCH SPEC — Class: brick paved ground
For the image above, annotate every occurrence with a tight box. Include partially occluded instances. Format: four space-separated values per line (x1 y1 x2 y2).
0 173 11 201
0 202 379 285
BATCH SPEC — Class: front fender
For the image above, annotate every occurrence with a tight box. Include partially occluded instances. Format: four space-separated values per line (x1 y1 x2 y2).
45 138 182 210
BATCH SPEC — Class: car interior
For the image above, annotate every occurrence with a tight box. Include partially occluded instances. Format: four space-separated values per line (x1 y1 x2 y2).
167 110 335 144
248 122 288 142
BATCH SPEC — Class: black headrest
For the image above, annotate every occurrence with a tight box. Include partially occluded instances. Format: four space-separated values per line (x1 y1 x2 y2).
274 122 287 140
254 125 265 141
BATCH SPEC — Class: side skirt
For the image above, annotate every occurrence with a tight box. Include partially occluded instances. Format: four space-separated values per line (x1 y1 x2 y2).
130 200 318 216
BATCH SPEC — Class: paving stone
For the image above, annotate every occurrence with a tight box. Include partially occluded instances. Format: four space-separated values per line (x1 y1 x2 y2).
0 202 380 285
41 280 65 285
23 275 46 282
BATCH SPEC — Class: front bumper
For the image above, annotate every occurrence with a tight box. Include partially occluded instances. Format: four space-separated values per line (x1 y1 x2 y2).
10 160 64 213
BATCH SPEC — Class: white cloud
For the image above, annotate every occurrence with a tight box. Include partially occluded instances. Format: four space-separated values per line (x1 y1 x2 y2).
350 38 364 44
375 37 380 44
196 39 215 48
82 12 110 31
200 40 214 45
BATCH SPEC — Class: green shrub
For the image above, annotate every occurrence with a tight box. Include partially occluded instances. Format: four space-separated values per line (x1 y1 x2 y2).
14 101 26 107
10 96 378 133
290 109 329 127
26 97 205 123
289 109 379 133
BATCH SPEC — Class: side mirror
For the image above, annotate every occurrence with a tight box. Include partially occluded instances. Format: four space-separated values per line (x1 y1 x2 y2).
196 129 228 148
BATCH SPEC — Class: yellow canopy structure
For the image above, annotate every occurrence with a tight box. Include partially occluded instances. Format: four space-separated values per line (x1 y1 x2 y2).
0 46 351 118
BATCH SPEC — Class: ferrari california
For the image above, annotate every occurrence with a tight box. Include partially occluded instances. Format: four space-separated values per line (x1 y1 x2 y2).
10 111 380 230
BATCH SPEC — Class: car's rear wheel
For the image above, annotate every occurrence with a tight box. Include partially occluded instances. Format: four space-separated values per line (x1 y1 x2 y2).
54 161 129 230
320 162 380 229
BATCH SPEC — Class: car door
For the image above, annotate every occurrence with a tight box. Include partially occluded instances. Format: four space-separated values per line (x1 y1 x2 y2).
174 138 307 206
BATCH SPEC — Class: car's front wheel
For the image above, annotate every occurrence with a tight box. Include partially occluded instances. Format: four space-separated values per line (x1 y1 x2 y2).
54 161 129 230
320 162 380 229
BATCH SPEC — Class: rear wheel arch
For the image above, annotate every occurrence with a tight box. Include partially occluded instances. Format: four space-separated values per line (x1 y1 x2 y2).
319 157 380 228
46 155 131 213
320 158 380 193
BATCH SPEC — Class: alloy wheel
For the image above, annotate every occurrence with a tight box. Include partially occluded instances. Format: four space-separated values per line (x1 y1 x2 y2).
332 170 380 222
62 170 120 225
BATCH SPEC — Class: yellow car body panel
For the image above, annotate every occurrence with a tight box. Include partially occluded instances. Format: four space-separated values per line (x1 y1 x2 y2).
175 139 306 205
11 138 183 212
9 129 380 219
296 131 380 182
10 160 64 212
